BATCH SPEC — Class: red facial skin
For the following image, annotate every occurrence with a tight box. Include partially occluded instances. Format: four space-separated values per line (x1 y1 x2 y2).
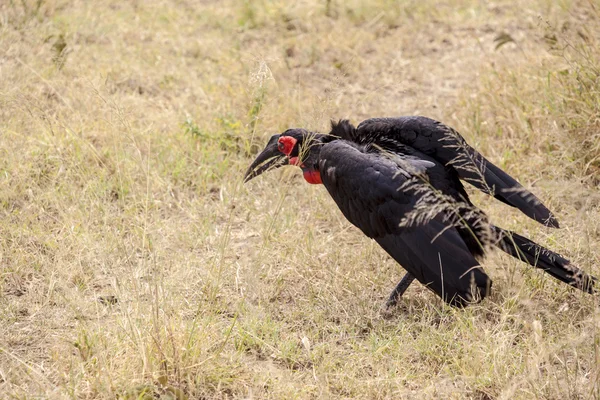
277 136 297 156
278 136 322 185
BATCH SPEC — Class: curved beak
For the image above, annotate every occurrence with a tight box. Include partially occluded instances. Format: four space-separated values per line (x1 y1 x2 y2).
244 134 289 183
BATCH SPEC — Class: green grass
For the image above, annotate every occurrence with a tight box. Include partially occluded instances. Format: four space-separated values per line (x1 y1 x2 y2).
1 0 599 398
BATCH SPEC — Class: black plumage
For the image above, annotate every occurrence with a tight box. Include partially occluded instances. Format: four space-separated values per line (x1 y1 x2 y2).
244 116 595 307
336 117 559 228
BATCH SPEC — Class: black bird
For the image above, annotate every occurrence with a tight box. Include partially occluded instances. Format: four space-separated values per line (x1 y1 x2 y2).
244 116 595 307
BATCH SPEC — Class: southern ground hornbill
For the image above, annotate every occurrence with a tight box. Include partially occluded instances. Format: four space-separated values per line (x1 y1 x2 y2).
244 116 595 308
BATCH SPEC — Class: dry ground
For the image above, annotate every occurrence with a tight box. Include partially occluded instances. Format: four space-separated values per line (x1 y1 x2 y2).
1 0 600 398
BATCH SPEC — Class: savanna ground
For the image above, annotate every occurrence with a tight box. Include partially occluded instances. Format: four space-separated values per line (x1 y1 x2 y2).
1 0 600 398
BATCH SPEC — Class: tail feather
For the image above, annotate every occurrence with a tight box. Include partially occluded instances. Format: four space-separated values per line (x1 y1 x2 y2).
491 225 595 293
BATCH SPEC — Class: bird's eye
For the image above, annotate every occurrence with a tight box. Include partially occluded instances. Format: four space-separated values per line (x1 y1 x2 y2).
277 141 285 152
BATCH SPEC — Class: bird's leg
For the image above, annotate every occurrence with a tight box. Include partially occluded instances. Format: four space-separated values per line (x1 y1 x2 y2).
385 272 415 309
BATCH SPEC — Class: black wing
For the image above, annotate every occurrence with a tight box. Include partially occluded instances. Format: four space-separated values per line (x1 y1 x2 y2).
350 117 559 228
318 140 491 306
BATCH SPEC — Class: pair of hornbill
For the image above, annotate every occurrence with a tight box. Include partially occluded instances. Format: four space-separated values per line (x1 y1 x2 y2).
244 116 595 308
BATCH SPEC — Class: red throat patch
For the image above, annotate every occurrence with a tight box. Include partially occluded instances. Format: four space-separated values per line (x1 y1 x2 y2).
302 169 322 184
289 157 321 184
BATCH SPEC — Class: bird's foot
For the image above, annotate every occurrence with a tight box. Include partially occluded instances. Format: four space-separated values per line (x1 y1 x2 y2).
380 272 416 316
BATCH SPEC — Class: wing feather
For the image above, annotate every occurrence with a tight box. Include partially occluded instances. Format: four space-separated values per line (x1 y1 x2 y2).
355 116 559 227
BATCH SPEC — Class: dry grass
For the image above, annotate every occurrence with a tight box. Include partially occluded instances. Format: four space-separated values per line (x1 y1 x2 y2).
1 0 600 398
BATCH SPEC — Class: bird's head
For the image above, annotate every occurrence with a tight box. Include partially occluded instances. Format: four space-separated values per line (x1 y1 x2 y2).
244 128 328 184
